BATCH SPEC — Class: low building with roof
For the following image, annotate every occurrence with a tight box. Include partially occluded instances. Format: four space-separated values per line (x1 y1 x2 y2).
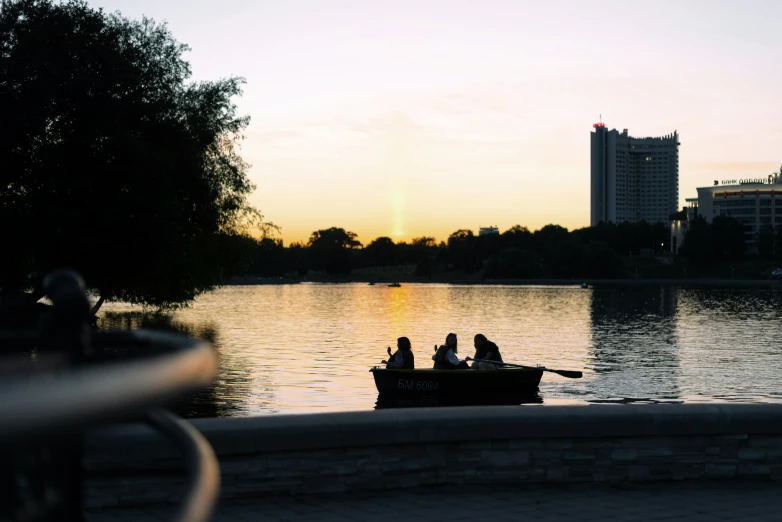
677 169 782 252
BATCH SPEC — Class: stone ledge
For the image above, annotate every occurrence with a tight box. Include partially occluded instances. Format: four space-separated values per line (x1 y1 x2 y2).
82 407 782 509
85 404 782 461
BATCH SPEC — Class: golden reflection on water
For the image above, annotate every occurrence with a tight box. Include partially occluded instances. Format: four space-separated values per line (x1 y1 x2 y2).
100 283 782 416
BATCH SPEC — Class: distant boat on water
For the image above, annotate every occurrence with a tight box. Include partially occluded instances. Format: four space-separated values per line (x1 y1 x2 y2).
388 282 401 287
368 282 375 286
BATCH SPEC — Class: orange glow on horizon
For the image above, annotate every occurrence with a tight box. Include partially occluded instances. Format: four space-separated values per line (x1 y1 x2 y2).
270 216 590 246
90 0 782 248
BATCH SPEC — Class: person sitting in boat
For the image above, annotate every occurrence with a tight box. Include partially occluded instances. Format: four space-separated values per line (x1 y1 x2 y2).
432 333 469 370
471 333 503 369
382 336 415 369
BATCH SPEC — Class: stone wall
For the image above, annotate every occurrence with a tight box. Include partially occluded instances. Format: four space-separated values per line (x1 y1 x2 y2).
84 404 782 509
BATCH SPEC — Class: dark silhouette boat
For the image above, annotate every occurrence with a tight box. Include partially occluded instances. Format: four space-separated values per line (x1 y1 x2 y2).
375 391 542 409
375 392 543 410
370 367 544 396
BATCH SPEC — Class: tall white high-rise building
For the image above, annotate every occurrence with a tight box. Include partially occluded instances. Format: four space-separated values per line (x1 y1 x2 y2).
590 123 679 226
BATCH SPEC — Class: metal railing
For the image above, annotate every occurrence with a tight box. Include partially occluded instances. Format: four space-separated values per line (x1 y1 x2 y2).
0 270 220 522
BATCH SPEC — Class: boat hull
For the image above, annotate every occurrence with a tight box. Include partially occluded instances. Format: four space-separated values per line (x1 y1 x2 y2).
370 367 544 396
375 392 542 409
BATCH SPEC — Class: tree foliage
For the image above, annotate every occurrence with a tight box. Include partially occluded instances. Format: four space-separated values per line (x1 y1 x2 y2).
447 229 482 272
0 0 266 308
710 215 746 261
680 215 747 266
757 224 775 259
485 248 540 278
307 227 361 274
680 216 713 266
363 237 397 267
775 225 782 259
500 225 533 251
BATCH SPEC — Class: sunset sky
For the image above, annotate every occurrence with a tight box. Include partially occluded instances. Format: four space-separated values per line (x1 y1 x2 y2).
91 0 782 245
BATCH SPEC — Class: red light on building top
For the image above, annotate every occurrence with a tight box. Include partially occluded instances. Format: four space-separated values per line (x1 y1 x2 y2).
593 123 605 128
623 128 628 132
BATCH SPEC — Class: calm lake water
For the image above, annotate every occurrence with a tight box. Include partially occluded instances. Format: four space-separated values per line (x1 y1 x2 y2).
99 283 782 417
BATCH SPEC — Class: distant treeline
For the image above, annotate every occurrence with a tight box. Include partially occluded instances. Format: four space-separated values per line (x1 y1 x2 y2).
245 221 671 279
679 216 782 266
244 217 782 280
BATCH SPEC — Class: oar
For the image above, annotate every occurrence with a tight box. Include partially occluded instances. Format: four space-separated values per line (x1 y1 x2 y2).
467 357 583 379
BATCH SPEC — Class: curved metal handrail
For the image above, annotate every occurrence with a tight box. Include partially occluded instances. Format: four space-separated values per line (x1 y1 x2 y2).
0 272 221 522
0 328 221 522
145 408 220 522
0 329 216 442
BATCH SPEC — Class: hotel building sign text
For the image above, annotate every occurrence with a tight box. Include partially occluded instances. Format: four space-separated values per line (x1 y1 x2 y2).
721 178 771 185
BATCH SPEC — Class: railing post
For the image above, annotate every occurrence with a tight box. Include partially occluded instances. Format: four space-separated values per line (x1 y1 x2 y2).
39 270 93 363
0 270 92 522
38 270 92 521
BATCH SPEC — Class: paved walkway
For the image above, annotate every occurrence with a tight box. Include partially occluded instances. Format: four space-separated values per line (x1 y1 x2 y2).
85 482 782 522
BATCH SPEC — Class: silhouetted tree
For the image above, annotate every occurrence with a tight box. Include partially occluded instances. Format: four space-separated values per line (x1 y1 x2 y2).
402 237 437 276
0 0 270 309
307 228 361 274
572 222 619 252
533 225 569 261
412 237 437 248
711 215 745 260
477 230 502 258
546 233 582 278
757 224 775 259
363 237 397 267
500 225 533 252
407 236 437 263
595 221 620 251
651 222 669 254
632 221 653 253
617 222 637 255
485 248 541 278
582 243 623 278
413 257 435 278
447 229 481 272
680 216 713 266
249 238 287 277
775 225 782 259
570 226 592 246
286 242 309 276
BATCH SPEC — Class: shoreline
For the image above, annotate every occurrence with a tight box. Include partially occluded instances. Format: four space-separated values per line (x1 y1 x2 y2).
225 276 782 288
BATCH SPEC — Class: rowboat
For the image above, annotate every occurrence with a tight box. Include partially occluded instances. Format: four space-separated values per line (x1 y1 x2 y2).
370 367 544 396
